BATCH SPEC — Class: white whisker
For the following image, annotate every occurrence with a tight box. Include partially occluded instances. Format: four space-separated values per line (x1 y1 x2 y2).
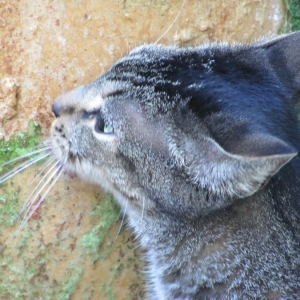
114 199 128 242
34 140 52 149
19 162 63 230
15 159 60 221
17 164 63 234
114 202 124 224
154 0 186 44
0 146 51 169
0 152 51 185
0 160 63 252
34 156 57 179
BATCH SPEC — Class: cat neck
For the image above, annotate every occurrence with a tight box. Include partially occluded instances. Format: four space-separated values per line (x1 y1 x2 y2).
125 162 300 298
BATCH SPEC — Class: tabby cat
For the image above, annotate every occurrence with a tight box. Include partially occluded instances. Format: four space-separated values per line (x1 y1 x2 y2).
51 31 300 299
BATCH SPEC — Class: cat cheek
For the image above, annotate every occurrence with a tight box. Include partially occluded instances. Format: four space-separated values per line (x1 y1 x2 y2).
93 131 119 150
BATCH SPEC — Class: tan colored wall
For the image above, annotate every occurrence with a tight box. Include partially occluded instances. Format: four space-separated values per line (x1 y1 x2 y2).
0 0 286 299
1 0 286 137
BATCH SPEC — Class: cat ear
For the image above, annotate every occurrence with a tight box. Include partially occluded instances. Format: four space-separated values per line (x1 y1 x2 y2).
168 116 297 198
260 31 300 98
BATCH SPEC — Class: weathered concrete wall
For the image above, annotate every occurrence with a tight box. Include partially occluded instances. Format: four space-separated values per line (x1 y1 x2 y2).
0 0 286 137
0 0 288 299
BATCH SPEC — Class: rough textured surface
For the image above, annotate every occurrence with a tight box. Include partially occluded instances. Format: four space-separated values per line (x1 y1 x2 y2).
289 0 300 31
0 169 145 299
0 0 288 299
0 0 285 137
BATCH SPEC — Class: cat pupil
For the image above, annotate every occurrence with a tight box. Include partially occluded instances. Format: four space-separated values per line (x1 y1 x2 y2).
103 124 113 134
94 112 113 134
95 114 105 133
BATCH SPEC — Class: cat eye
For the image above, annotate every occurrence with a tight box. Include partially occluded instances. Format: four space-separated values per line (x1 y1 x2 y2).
94 114 105 133
83 109 114 134
94 114 114 134
103 124 113 134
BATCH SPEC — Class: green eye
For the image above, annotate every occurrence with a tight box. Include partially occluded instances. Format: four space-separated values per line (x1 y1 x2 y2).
83 109 113 134
94 113 114 134
94 114 105 133
104 124 113 134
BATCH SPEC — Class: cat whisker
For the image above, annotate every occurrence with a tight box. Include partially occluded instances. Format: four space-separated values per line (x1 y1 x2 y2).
0 164 63 252
0 233 15 253
17 163 63 235
18 161 62 227
0 141 50 152
114 199 128 242
33 156 57 179
0 146 51 170
0 152 51 185
114 202 124 225
15 158 60 222
154 0 186 44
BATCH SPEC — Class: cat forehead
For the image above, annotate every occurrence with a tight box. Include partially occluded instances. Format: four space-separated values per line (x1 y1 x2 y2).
54 42 262 114
54 80 127 112
124 43 228 58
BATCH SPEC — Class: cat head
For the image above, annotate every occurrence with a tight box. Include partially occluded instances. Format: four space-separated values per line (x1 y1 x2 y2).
51 31 300 219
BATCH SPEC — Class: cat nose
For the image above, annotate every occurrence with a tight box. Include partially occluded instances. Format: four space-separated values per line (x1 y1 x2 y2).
52 102 61 118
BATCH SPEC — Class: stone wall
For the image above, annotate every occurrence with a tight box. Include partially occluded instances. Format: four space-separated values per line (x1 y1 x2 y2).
0 0 286 137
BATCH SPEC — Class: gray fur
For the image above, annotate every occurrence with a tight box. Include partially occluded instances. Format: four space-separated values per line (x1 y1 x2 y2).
51 31 300 299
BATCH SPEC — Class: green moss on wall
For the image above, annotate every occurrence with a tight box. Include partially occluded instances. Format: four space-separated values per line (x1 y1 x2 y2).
0 120 43 240
0 189 21 226
0 252 55 300
0 121 52 299
0 122 144 299
0 121 43 174
289 0 300 31
58 267 83 300
101 282 115 300
81 193 120 263
0 120 43 239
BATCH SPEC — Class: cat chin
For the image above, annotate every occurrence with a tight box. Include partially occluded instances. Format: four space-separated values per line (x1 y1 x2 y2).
66 159 110 188
67 159 146 218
